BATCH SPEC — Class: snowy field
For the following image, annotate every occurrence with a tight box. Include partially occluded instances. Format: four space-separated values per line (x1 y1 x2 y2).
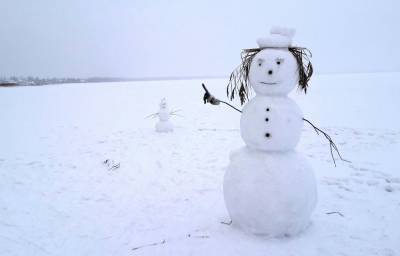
1 72 399 256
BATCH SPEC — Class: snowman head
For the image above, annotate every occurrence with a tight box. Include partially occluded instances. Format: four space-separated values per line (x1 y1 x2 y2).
248 48 299 96
227 27 313 104
159 98 168 109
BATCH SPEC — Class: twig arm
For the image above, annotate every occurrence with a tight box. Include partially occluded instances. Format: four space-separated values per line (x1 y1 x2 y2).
302 117 351 166
144 112 159 119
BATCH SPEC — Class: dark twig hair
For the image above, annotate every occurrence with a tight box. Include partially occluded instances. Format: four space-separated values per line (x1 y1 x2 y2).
226 47 313 105
289 47 313 93
226 48 260 105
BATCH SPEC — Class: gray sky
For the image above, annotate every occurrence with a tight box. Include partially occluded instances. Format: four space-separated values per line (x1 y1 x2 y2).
1 0 399 78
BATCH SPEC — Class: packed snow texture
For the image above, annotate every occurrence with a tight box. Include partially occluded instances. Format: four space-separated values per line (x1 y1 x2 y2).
257 27 295 48
240 96 303 151
1 72 400 255
224 147 317 237
248 49 299 96
155 121 173 133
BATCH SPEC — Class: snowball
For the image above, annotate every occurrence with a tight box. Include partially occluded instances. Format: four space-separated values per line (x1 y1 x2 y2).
159 98 168 108
224 147 317 237
248 48 299 96
240 95 303 151
158 108 170 122
155 120 173 132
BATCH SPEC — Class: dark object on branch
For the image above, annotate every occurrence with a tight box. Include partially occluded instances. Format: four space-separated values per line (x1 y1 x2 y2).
303 118 351 167
132 239 166 251
202 83 242 113
202 83 220 105
326 211 344 217
226 47 313 105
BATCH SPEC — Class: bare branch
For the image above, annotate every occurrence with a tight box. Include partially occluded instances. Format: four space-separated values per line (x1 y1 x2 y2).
326 211 344 217
145 113 159 119
303 118 351 167
132 240 166 251
109 163 120 171
170 109 182 115
187 234 210 239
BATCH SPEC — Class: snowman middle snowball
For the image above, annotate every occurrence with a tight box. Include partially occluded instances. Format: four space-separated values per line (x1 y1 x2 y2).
223 29 317 237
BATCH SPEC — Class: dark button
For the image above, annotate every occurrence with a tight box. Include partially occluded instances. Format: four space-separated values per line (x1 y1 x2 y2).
266 108 270 112
265 133 271 138
265 118 269 122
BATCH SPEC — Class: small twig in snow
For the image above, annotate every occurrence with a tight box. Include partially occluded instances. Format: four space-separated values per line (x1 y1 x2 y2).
326 211 344 217
103 159 120 170
221 220 233 225
187 234 210 239
132 239 166 251
109 163 120 170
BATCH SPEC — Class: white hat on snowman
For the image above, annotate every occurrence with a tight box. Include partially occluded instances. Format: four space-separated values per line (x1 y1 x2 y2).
256 26 296 48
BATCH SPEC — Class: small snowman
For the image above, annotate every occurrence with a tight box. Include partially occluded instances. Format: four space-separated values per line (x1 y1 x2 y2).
202 27 335 237
154 98 174 132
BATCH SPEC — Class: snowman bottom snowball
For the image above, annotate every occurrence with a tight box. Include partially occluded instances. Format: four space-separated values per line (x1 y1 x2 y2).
223 147 317 237
155 120 173 132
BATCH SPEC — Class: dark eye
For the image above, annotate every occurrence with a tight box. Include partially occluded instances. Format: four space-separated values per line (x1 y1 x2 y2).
276 61 281 65
258 62 262 67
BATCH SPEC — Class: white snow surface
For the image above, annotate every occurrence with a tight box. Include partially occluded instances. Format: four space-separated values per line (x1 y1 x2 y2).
1 72 400 255
155 120 174 133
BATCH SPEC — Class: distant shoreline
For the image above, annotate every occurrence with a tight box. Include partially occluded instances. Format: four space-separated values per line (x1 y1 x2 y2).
0 75 226 87
2 71 399 87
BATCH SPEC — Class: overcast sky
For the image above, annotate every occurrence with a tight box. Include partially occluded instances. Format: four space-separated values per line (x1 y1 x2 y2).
1 0 399 78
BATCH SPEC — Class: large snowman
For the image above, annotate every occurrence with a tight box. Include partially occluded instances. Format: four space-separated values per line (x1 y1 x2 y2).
204 27 317 237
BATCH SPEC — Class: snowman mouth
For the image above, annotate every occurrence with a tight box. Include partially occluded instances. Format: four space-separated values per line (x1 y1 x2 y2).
259 81 279 85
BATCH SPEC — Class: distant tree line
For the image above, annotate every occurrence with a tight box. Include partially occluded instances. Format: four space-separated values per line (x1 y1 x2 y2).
0 76 136 86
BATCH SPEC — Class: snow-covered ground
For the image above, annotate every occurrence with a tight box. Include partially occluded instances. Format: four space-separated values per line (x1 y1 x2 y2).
1 72 399 256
